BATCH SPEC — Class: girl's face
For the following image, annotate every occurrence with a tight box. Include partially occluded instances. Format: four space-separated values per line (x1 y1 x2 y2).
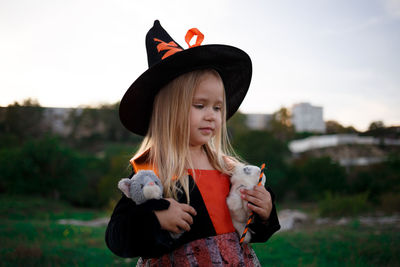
189 73 224 149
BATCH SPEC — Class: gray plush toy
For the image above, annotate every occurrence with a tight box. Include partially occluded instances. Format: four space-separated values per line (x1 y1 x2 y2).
118 170 163 205
118 170 182 239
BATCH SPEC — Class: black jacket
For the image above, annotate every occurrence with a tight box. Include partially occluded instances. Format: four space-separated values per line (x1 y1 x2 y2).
105 168 281 259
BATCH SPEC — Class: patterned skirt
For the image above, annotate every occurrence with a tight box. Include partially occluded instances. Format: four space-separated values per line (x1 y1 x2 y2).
136 232 261 267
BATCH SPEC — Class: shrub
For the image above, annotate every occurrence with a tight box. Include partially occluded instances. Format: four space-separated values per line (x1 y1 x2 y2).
318 192 370 217
288 157 347 201
347 153 400 202
379 192 400 213
0 136 102 206
97 144 135 205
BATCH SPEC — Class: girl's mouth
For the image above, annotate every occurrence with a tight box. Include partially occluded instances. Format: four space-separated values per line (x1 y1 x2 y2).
199 127 214 134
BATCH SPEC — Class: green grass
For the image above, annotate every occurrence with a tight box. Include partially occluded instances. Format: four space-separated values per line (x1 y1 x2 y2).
0 195 135 266
1 194 399 266
0 194 109 221
253 225 400 266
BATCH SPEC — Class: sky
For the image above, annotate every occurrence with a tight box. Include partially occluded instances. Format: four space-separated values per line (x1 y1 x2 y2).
1 0 399 131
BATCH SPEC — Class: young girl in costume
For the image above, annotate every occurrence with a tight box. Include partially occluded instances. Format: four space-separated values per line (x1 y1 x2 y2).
106 20 280 266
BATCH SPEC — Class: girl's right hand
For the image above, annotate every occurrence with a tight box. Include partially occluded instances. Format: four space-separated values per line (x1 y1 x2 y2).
154 198 197 234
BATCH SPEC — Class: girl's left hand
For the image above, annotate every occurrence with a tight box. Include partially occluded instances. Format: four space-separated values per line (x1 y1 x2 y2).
240 186 272 221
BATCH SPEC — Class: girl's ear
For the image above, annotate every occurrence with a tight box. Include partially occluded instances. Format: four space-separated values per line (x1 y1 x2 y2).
118 178 132 198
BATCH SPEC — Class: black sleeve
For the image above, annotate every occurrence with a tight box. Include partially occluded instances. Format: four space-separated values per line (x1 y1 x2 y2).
105 173 177 258
249 186 281 243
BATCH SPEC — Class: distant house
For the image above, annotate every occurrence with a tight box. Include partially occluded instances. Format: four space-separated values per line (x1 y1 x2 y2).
291 102 325 133
245 113 273 130
42 107 74 136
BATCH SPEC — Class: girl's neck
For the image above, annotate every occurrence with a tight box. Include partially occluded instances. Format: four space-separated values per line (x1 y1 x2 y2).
189 145 214 170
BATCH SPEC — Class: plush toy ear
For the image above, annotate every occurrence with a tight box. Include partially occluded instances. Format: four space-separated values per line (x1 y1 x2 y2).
118 178 132 198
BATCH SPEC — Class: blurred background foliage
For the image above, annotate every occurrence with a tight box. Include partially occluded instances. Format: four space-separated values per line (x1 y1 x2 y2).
0 99 399 215
1 99 399 266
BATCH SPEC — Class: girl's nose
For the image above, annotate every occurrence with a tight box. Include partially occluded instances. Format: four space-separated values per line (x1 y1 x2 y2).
205 108 216 121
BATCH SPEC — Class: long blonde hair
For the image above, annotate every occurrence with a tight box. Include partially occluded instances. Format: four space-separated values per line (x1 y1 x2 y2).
133 69 241 202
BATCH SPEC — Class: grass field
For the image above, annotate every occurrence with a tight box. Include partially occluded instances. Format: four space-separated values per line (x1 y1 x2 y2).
1 195 399 266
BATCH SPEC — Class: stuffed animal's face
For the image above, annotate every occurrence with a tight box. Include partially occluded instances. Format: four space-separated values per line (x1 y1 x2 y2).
230 164 265 189
118 170 163 205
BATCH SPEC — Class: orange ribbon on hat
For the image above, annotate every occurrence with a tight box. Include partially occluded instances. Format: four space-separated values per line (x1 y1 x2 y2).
185 28 204 48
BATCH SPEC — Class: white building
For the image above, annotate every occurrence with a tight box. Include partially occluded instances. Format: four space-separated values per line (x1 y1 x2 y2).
288 134 400 166
291 103 325 133
288 134 379 153
245 113 272 130
42 107 74 136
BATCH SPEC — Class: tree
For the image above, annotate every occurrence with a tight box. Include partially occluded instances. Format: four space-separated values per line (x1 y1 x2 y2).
227 111 248 139
326 120 344 134
1 98 44 141
363 120 389 139
325 120 358 134
368 121 385 131
64 102 142 150
97 102 139 142
268 107 295 141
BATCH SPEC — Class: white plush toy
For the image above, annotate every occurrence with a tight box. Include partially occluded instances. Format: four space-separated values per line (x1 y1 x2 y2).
226 164 266 243
118 170 163 205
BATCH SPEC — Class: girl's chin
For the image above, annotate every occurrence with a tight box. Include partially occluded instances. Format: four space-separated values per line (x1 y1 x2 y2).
189 139 211 148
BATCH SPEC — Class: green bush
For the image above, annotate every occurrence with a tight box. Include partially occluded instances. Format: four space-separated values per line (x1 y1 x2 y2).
318 192 370 217
346 152 400 202
0 136 105 207
287 157 347 201
97 144 135 205
0 135 142 208
379 192 400 213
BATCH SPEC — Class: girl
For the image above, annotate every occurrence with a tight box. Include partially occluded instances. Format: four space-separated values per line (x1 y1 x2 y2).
106 20 280 266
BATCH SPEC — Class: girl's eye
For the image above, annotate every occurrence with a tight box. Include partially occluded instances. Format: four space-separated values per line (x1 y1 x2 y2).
193 104 203 109
214 106 222 111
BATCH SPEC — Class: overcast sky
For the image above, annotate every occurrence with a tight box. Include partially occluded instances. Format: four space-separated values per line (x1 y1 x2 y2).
1 0 399 131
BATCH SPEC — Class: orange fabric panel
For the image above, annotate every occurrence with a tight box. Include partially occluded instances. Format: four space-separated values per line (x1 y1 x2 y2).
130 149 159 175
130 161 158 175
189 169 235 235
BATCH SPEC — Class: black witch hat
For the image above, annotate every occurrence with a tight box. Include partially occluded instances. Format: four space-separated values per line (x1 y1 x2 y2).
119 20 252 136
